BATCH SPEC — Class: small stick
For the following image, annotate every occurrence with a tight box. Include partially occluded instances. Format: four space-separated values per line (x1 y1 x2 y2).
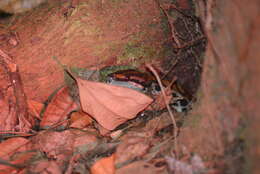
0 131 35 137
146 64 179 158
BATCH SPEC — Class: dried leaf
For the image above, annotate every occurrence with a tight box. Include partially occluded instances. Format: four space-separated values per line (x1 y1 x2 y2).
72 129 98 151
116 137 150 164
32 130 74 161
70 111 93 129
0 98 17 131
0 151 37 173
77 79 153 130
40 87 78 129
27 100 44 119
90 154 115 174
28 160 62 174
0 138 30 160
116 161 159 174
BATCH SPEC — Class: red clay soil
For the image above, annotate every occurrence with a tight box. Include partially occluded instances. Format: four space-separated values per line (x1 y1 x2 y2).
0 0 165 102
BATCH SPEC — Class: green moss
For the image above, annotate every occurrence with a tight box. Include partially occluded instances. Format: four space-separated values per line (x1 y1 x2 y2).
117 42 157 66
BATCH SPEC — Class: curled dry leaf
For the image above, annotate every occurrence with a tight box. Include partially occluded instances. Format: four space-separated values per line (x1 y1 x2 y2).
90 154 115 174
77 79 153 130
40 86 78 129
69 111 93 129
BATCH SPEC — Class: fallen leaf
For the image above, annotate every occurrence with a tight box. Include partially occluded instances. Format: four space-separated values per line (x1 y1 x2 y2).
0 98 17 131
116 161 159 174
90 154 115 174
115 136 150 164
0 137 30 160
70 111 93 129
0 151 37 174
77 79 153 130
27 100 44 119
72 129 98 152
32 130 74 161
27 160 62 174
40 86 78 129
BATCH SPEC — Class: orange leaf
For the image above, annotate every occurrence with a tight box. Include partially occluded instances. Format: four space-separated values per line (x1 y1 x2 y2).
90 154 115 174
0 151 37 173
0 137 30 160
27 100 44 119
40 87 78 129
69 111 93 129
77 79 153 130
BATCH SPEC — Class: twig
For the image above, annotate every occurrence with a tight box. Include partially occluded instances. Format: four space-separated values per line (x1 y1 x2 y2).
0 131 35 137
146 64 179 158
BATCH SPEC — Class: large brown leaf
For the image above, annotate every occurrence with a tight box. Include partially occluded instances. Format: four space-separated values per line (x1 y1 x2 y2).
77 79 153 130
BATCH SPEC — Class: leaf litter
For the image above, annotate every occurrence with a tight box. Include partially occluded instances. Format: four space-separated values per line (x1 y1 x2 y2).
0 61 194 173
